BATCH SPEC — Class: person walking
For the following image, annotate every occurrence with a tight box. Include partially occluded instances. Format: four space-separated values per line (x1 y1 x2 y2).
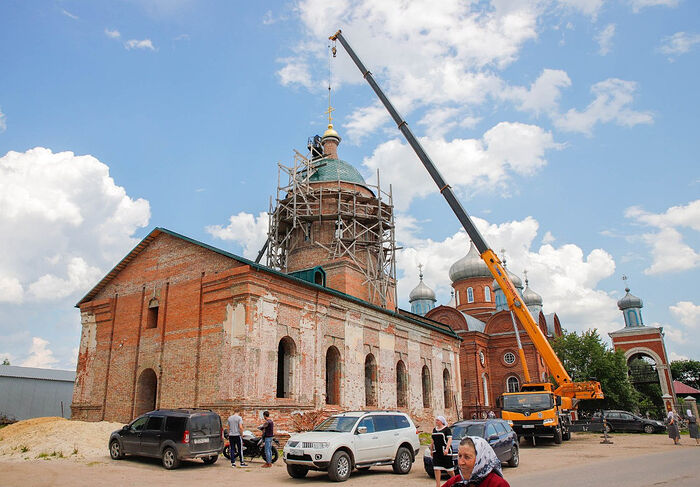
227 410 247 467
431 416 454 487
687 409 699 446
666 406 680 445
258 410 274 468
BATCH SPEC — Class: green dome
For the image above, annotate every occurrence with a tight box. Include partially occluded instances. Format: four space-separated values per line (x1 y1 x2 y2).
308 158 366 185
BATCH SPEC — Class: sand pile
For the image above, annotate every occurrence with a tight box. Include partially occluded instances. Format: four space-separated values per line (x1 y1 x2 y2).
0 417 122 461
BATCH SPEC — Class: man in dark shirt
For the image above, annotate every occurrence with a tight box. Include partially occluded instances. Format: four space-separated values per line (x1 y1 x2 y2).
259 410 274 467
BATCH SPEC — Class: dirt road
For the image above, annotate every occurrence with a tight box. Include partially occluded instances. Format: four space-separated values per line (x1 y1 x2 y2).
0 432 697 486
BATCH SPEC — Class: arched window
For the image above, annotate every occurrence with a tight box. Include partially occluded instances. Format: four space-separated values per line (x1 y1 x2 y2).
365 354 378 406
422 365 432 408
326 346 341 405
443 368 452 409
503 352 516 365
467 287 474 303
146 298 159 329
627 310 639 326
484 286 491 302
507 376 520 393
455 290 460 306
396 360 408 408
482 373 490 406
276 336 296 398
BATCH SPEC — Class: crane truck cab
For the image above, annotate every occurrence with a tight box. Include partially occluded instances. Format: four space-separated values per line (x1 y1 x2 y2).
501 383 571 445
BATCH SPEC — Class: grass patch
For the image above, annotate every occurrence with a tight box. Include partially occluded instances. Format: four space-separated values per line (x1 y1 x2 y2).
20 445 29 453
72 447 78 455
36 452 49 459
419 432 432 446
86 461 103 467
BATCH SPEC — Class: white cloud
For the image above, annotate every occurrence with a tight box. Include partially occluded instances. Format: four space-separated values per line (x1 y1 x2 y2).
557 0 604 18
669 351 689 361
125 39 156 51
658 32 700 59
205 211 269 260
397 215 619 335
505 69 572 116
662 324 686 344
0 106 6 132
61 9 79 20
596 24 616 55
542 231 556 244
276 58 315 90
629 0 680 14
362 122 562 211
105 29 121 39
0 147 150 303
625 200 700 275
555 78 653 135
670 301 700 328
20 337 58 369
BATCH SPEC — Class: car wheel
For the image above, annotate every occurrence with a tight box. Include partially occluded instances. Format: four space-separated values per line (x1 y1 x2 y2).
202 454 218 465
392 446 412 475
287 464 309 478
644 424 655 434
356 466 370 471
162 447 180 470
553 427 563 444
271 448 279 463
562 429 571 441
328 450 352 482
223 445 230 459
109 440 123 460
507 446 519 468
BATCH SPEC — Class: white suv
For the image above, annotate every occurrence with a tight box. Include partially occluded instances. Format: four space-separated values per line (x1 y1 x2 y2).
283 411 420 482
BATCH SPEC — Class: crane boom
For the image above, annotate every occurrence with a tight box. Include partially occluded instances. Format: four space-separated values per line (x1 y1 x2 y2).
329 29 602 400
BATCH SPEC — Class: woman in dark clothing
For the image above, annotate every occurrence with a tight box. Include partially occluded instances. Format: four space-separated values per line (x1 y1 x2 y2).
431 416 454 487
442 436 510 487
666 407 680 445
687 409 699 446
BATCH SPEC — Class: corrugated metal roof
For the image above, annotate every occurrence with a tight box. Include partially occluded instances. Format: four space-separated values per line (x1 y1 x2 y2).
76 227 460 341
308 158 366 185
0 365 75 382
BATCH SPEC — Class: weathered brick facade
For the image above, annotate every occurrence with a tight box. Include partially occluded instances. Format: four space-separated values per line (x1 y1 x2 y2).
72 229 462 429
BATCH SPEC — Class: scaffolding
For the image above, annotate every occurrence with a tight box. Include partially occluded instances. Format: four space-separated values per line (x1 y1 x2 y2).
267 149 398 308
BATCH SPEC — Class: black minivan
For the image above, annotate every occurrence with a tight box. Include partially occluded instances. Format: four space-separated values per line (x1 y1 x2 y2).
109 409 224 469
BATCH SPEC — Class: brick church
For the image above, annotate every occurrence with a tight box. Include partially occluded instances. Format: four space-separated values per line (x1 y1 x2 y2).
407 243 563 418
71 122 463 427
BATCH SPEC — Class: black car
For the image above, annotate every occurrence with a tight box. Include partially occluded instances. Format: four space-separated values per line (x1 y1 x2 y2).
423 419 519 478
109 409 224 469
591 410 665 434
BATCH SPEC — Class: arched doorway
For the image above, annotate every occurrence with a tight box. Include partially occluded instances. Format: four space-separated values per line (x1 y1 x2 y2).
276 336 296 398
397 360 408 408
364 353 377 406
422 365 432 408
443 368 452 409
326 346 341 405
135 368 157 416
627 351 665 417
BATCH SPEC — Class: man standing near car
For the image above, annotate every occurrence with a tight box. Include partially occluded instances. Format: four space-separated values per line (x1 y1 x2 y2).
259 410 274 468
227 410 247 467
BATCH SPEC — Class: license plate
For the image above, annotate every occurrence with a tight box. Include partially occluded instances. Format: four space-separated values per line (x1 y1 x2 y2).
290 449 303 456
522 425 535 429
193 438 209 444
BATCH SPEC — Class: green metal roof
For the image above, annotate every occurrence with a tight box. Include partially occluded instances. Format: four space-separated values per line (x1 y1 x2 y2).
76 227 460 341
309 158 366 185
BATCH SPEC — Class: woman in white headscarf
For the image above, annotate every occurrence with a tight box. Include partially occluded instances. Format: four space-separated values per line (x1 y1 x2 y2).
441 436 510 487
687 409 699 445
666 405 680 445
431 416 454 487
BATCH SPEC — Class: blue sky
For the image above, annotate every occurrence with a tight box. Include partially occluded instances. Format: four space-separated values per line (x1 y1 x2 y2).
0 0 698 370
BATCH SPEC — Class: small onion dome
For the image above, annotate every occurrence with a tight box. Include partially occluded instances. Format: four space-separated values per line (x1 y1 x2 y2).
492 268 523 292
449 242 491 283
522 281 543 306
322 123 340 141
409 279 436 302
617 287 643 310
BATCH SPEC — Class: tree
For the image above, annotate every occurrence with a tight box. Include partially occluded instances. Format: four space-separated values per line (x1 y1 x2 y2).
670 359 700 390
551 329 638 413
1 358 9 365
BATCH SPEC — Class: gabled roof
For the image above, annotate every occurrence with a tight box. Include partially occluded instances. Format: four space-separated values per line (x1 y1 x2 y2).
674 380 700 395
76 227 460 340
0 365 75 382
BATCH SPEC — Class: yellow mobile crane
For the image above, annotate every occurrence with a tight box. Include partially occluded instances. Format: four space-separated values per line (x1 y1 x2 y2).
329 30 604 444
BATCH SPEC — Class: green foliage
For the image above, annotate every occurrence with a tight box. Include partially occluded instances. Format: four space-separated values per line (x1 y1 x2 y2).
670 360 700 390
419 432 432 446
552 329 638 413
1 358 9 365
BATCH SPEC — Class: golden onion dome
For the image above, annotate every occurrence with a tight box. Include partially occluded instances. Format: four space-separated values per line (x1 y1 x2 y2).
322 123 340 139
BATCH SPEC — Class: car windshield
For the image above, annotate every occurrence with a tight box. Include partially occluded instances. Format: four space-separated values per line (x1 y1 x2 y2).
452 423 485 439
503 393 553 412
314 416 359 432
